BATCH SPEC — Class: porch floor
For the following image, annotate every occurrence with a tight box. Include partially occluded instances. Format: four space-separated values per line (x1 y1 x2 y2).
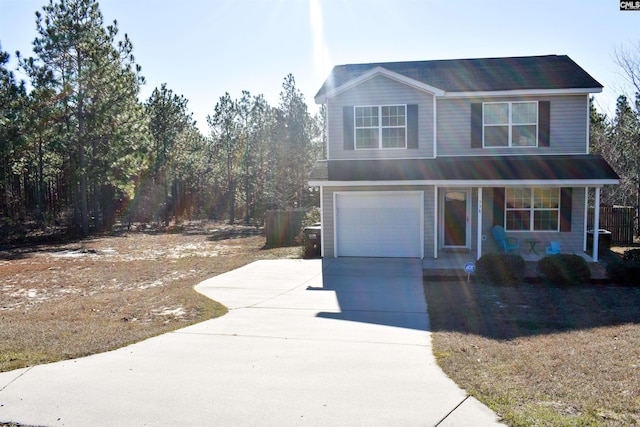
423 250 602 280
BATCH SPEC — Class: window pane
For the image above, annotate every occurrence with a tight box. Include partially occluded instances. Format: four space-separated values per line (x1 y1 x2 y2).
512 125 537 146
484 103 509 125
512 102 537 124
484 125 508 147
534 188 559 208
382 128 406 148
381 105 405 127
534 211 559 231
506 188 531 208
355 128 378 149
506 210 530 230
355 106 378 127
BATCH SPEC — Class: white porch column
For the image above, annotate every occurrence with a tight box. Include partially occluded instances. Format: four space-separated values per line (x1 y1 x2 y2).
434 186 439 259
477 187 483 260
319 186 324 258
583 187 589 252
593 187 600 262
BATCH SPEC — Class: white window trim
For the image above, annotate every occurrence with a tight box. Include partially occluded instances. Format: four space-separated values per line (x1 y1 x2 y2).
505 187 560 232
483 101 539 148
354 104 407 150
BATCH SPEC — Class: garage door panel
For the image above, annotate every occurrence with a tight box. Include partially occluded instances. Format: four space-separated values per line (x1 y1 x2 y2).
336 192 422 258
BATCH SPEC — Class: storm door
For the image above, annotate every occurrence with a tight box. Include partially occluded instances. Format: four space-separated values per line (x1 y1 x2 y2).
441 189 471 249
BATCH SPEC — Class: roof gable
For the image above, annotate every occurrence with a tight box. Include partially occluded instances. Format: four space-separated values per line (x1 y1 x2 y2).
315 55 603 103
319 66 446 101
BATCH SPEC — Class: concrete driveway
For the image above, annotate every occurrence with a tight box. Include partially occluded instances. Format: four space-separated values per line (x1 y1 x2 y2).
0 258 502 426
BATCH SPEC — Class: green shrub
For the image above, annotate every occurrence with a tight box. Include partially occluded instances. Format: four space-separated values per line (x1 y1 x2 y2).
538 254 591 286
476 253 525 285
623 248 640 262
606 256 640 286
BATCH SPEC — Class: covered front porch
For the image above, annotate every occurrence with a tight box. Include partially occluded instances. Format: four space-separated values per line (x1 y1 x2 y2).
434 185 608 263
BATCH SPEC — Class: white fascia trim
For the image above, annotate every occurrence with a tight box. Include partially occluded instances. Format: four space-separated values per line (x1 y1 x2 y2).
315 66 446 103
327 156 437 161
435 152 590 157
444 87 602 98
309 179 619 187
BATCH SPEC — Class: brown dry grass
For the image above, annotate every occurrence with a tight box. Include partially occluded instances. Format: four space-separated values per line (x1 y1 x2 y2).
424 279 640 426
0 221 300 372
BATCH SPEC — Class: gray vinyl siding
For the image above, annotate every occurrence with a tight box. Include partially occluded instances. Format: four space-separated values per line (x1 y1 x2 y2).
327 75 435 160
481 187 586 256
321 185 434 258
437 94 589 156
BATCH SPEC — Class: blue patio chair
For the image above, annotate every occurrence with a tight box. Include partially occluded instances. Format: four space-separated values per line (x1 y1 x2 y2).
546 241 561 255
492 225 520 254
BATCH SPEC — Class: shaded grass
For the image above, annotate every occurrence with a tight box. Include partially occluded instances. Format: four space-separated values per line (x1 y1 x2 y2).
0 226 300 372
424 280 640 426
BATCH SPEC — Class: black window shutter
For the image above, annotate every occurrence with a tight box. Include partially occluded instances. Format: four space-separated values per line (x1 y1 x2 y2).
493 188 505 227
538 101 550 147
343 106 354 150
407 104 418 149
471 103 482 148
560 188 572 232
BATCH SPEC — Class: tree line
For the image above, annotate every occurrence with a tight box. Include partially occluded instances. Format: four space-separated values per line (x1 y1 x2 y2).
590 94 639 213
0 0 323 241
590 43 640 235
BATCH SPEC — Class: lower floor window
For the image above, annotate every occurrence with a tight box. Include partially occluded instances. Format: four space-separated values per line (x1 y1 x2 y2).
505 188 559 231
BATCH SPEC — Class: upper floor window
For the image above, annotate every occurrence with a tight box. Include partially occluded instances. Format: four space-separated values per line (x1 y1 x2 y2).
484 102 538 148
355 105 406 149
505 187 559 231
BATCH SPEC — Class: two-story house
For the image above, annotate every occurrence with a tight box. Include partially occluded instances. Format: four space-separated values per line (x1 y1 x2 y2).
308 55 619 262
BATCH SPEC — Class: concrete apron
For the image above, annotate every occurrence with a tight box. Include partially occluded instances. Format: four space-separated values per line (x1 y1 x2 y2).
0 258 502 426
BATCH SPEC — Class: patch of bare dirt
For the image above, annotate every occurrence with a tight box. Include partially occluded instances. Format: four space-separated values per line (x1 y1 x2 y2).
0 221 300 372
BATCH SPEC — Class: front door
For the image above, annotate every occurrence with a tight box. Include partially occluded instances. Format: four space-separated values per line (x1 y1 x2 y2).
441 189 471 249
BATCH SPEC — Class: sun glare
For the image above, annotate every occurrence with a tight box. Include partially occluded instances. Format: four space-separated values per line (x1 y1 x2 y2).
309 0 332 81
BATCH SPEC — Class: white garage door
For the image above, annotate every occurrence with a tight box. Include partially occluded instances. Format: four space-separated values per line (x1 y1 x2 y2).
335 192 423 258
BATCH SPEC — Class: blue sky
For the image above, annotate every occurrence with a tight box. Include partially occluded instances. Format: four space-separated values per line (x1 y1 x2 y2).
1 0 639 132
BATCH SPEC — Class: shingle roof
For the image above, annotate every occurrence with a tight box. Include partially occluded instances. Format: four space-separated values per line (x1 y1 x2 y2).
315 55 602 101
308 155 618 183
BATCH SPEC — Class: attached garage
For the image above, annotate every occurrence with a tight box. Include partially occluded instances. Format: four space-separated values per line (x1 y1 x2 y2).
334 191 423 258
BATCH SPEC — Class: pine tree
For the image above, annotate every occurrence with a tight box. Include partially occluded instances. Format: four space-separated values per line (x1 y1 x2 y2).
0 46 28 232
31 0 146 234
270 74 322 209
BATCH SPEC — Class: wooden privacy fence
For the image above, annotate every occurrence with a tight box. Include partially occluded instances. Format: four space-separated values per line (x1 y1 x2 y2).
264 209 309 247
587 206 636 245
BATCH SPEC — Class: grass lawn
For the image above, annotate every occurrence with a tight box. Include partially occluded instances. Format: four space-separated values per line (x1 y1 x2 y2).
424 278 640 426
0 221 300 372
